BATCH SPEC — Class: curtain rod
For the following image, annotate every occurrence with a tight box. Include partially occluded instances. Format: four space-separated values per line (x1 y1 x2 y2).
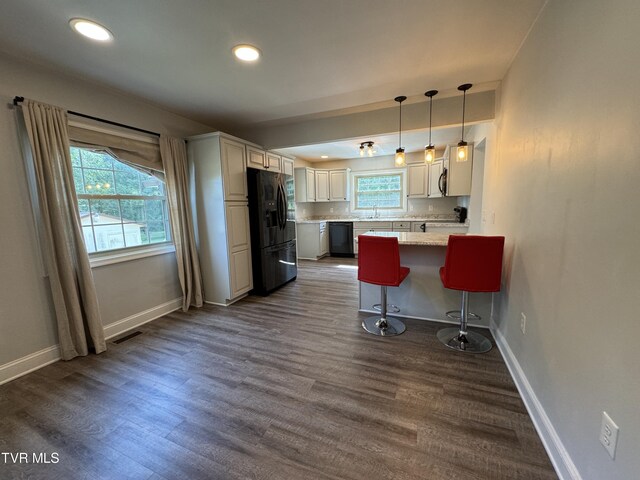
13 96 161 138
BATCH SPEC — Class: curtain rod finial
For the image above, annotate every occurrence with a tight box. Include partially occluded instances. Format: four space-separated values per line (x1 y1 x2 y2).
13 96 24 106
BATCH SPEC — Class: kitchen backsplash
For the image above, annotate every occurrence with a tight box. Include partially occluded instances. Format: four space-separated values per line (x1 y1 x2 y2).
296 196 462 220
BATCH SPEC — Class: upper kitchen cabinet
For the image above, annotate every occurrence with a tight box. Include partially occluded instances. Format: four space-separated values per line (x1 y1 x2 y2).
294 167 316 202
329 169 350 201
281 156 294 176
315 170 330 202
266 152 281 172
219 137 249 201
407 164 428 198
247 146 267 170
444 144 473 196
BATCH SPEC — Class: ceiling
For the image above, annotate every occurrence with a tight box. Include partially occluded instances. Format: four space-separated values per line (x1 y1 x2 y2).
277 125 470 162
0 0 545 130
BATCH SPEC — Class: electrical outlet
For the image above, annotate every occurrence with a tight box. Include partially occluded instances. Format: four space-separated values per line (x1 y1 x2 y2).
428 204 434 212
600 412 619 459
409 204 414 212
344 207 348 213
520 313 526 334
302 208 307 215
330 207 334 213
491 212 496 225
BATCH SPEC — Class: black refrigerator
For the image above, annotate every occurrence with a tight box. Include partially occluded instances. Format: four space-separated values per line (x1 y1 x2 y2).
247 169 297 295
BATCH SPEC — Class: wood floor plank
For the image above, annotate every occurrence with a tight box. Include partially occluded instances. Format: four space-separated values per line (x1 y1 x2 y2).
0 257 557 479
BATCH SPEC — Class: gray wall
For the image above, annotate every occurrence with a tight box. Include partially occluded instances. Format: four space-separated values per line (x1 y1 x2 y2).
0 52 212 365
487 1 639 478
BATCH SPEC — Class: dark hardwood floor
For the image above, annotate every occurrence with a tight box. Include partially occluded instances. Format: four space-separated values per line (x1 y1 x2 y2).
0 257 557 480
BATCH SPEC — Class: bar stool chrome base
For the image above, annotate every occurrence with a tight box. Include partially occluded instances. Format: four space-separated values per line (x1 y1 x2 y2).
362 316 406 336
373 303 400 313
446 310 481 321
437 327 492 353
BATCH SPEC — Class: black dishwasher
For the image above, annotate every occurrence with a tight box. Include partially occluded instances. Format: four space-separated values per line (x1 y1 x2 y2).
328 222 354 257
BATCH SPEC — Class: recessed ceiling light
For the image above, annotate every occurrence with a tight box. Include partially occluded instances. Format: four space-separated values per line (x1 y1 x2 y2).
321 155 329 159
233 44 261 62
69 18 113 42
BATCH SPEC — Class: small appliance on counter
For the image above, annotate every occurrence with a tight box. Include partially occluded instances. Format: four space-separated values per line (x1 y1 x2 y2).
454 206 467 223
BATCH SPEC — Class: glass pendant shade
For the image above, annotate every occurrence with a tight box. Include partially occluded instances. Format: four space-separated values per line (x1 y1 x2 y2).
360 145 365 157
424 145 436 163
456 142 469 162
367 145 374 157
395 148 406 167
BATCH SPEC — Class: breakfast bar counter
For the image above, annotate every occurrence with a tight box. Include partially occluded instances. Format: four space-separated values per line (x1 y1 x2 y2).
357 232 493 327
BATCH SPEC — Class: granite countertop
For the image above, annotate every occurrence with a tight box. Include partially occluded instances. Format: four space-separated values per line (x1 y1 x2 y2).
296 216 468 228
355 231 454 246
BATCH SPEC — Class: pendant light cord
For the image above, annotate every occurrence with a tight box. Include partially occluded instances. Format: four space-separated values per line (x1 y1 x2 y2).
428 96 433 145
461 90 466 142
399 101 402 148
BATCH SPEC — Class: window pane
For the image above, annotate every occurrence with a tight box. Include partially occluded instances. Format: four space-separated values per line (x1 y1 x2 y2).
145 200 164 222
73 167 85 194
78 199 90 223
146 221 169 244
81 149 113 169
123 223 145 248
82 169 115 195
141 177 164 196
82 226 96 253
355 173 403 209
89 199 121 223
120 199 145 223
93 225 125 251
115 170 142 195
70 147 81 167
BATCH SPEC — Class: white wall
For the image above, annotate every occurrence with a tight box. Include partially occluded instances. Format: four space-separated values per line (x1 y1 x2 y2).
487 1 640 479
0 52 212 366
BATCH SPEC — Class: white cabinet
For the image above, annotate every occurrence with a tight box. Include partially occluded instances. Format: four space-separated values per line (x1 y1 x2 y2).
247 146 266 170
443 144 473 196
225 203 251 252
353 222 392 254
229 249 252 298
220 138 248 201
187 132 253 305
428 160 444 198
294 167 316 202
315 170 330 202
281 157 294 176
407 164 428 198
392 221 411 232
329 169 349 201
266 152 281 172
297 222 329 260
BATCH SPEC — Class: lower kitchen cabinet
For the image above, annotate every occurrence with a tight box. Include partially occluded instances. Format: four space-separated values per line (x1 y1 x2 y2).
297 222 329 260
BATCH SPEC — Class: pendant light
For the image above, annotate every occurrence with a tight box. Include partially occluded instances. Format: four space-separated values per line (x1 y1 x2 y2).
359 141 374 157
456 83 472 162
394 96 407 167
424 90 438 163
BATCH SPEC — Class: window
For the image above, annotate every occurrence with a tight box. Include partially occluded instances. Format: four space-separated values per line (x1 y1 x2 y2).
353 171 405 210
71 147 171 253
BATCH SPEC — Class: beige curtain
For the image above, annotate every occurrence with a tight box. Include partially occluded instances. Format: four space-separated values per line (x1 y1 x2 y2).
21 100 106 360
160 135 203 311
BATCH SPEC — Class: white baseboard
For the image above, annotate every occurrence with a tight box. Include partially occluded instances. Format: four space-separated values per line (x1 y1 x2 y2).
103 298 182 340
490 318 582 480
0 345 61 386
0 298 183 385
358 308 489 329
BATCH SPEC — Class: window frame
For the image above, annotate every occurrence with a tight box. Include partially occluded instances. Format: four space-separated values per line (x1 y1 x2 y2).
70 146 175 267
350 169 407 213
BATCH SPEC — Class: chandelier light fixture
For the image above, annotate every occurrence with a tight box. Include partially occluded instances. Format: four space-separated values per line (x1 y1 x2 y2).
394 96 407 167
424 89 438 164
456 83 472 162
359 141 375 157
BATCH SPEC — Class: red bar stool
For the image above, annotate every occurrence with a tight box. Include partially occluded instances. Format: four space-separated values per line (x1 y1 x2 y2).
437 235 505 353
358 235 410 336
